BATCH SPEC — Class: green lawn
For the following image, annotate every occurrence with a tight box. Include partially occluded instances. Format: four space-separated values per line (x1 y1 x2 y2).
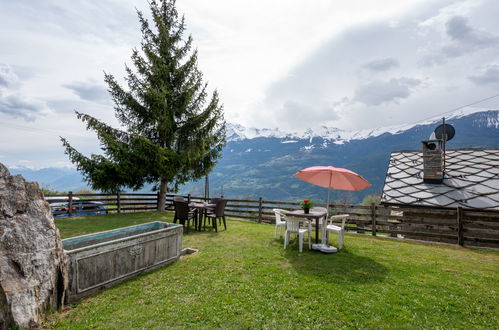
49 212 498 329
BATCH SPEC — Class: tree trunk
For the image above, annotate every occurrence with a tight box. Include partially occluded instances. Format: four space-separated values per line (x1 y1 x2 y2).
158 177 168 211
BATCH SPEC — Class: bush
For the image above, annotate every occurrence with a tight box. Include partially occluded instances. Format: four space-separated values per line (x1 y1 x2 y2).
362 194 381 206
41 186 65 195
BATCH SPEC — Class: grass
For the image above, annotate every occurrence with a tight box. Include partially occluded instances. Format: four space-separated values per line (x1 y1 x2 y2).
49 212 498 329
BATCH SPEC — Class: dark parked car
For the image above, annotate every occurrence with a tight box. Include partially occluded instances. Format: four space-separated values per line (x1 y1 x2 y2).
50 201 107 218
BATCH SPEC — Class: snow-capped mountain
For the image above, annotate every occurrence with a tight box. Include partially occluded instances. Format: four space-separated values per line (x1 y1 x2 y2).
226 123 291 141
226 107 499 144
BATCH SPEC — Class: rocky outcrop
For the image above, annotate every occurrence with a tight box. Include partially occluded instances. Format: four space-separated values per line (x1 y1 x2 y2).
0 163 67 329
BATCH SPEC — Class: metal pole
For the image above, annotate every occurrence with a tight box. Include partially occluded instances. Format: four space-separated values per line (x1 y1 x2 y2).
323 172 333 245
442 117 446 177
326 172 332 218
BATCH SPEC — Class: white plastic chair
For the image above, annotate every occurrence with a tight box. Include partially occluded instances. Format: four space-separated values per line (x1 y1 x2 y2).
311 207 327 227
273 209 287 238
325 214 349 249
284 216 311 253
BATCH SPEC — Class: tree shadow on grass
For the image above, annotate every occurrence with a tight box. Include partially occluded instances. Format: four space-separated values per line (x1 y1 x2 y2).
282 246 388 285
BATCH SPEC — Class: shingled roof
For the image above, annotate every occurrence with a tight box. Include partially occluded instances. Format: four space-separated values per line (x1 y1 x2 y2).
381 148 499 210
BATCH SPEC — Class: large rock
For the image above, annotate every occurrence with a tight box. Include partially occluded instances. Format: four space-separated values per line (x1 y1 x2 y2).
0 163 67 329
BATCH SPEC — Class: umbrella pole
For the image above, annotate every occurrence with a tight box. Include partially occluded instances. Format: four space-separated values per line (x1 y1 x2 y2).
323 172 333 245
327 188 330 218
327 171 333 216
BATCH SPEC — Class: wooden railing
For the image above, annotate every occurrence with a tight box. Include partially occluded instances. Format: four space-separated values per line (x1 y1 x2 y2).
45 192 499 249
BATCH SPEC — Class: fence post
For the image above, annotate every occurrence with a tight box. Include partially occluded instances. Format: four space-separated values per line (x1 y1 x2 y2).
157 192 160 211
187 194 191 203
457 206 464 246
117 191 121 214
68 191 73 217
371 203 377 236
356 204 364 234
258 197 263 223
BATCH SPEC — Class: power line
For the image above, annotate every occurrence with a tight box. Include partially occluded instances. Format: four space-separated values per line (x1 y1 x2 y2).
411 93 499 125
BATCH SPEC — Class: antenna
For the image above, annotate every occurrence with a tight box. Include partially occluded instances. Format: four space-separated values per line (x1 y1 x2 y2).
427 120 456 149
443 118 446 178
434 118 455 178
422 118 456 183
433 122 455 141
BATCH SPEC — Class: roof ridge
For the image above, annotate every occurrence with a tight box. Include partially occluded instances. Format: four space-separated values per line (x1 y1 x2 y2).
392 147 499 153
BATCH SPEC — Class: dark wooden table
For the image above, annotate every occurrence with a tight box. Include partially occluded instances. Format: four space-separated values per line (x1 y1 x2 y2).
284 210 327 243
189 203 216 231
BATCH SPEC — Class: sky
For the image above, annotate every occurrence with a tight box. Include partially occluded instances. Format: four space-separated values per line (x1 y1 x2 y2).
1 0 499 168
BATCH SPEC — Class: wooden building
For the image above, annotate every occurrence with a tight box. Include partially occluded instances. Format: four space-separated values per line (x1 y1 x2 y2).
381 147 499 210
381 144 499 245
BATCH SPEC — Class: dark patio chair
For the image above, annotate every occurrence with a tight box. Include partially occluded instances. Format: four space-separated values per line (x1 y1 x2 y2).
173 200 195 233
204 197 221 213
204 199 228 232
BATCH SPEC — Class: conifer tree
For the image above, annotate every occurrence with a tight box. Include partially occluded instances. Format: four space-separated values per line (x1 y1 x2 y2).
61 0 225 211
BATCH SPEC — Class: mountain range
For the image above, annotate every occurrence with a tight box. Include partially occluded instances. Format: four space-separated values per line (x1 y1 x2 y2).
9 108 499 204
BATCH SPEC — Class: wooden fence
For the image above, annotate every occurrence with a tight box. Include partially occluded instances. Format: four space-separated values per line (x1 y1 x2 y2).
46 192 499 249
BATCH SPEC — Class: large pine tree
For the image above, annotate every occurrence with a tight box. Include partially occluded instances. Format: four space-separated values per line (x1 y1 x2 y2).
61 0 225 210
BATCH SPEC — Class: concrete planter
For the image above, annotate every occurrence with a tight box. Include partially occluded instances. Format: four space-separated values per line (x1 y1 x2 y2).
62 221 183 303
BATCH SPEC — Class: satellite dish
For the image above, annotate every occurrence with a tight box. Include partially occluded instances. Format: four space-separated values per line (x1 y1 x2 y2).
434 124 455 141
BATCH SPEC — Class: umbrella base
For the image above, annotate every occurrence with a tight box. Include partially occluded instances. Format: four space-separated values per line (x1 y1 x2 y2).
312 244 338 253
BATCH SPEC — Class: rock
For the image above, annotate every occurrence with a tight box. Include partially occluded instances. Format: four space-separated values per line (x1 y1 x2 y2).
0 163 67 329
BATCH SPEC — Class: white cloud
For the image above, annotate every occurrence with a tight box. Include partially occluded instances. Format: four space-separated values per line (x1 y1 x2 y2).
273 100 340 128
418 1 499 65
353 78 422 106
0 64 19 87
445 15 498 46
249 0 499 131
0 0 498 166
63 81 111 103
0 64 51 120
362 58 400 72
0 94 51 121
468 65 499 86
438 15 499 59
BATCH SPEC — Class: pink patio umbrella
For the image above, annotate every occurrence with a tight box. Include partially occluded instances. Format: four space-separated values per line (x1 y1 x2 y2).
294 166 370 192
293 166 371 251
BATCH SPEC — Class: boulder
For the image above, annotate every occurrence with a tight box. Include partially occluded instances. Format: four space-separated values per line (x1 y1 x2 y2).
0 163 67 329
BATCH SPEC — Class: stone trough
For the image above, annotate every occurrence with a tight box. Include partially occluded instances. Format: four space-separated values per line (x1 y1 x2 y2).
62 221 183 303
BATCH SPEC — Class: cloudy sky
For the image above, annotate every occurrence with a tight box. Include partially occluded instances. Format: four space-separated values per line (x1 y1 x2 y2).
1 0 498 168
